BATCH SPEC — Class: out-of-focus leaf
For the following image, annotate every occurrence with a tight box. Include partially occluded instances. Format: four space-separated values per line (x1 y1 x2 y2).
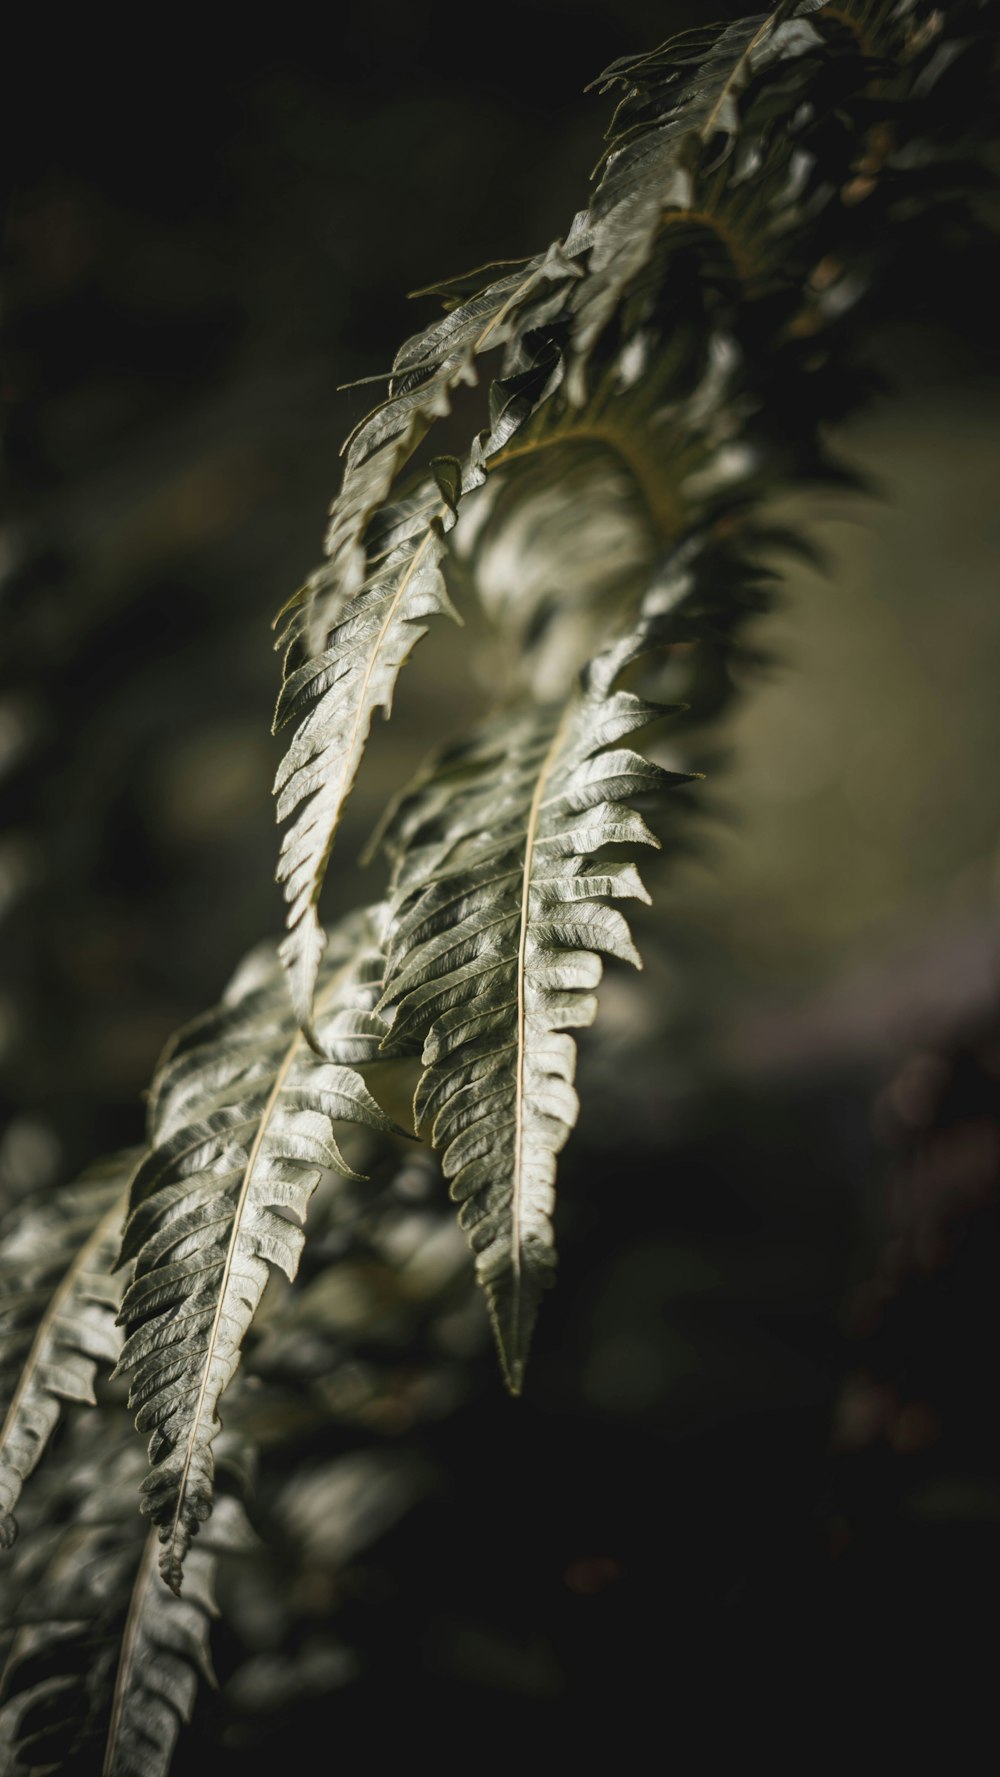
0 1153 137 1548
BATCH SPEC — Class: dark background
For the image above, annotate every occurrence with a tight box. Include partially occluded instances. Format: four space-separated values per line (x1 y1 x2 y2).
3 2 1000 1756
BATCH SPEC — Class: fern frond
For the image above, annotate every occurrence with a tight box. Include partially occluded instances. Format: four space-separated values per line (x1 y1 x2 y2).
0 1419 249 1776
0 1154 137 1550
569 8 780 391
273 245 587 1037
272 478 461 1042
115 909 399 1593
270 0 904 1034
376 621 693 1390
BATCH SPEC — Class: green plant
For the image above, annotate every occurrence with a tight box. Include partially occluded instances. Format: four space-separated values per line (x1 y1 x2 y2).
1 3 996 1769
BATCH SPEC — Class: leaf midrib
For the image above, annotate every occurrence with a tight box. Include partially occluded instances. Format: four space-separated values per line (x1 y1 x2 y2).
510 706 573 1376
161 958 354 1578
163 1030 302 1573
102 1528 158 1777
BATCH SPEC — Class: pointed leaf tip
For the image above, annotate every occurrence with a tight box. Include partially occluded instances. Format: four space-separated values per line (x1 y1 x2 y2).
378 656 685 1393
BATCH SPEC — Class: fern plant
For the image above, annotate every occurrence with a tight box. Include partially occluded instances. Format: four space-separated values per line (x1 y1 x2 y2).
2 2 997 1768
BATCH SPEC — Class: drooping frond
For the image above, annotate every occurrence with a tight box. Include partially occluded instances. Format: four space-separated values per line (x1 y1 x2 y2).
293 253 579 656
0 1418 249 1776
272 476 462 1041
568 8 779 390
270 0 926 1035
272 243 588 1037
0 1153 136 1549
376 623 693 1390
115 908 400 1592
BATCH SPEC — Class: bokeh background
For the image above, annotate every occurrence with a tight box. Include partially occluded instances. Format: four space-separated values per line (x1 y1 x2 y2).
3 0 1000 1754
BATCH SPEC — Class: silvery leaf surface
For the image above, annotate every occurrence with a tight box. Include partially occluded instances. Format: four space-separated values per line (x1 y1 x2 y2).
0 1153 137 1549
378 631 692 1390
115 910 398 1592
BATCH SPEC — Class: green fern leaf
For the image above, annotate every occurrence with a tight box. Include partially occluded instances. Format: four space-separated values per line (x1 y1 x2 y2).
377 628 692 1390
568 9 778 393
115 909 398 1592
272 244 586 1039
0 1154 136 1549
100 1505 246 1777
0 1420 249 1776
273 482 461 1041
269 3 846 1038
